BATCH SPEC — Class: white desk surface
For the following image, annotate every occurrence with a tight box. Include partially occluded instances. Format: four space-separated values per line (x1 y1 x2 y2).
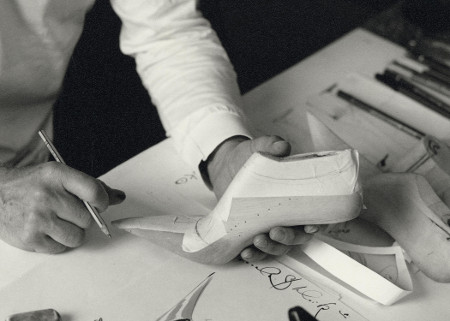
1 28 450 321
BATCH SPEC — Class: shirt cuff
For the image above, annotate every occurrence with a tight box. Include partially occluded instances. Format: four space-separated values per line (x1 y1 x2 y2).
172 110 252 167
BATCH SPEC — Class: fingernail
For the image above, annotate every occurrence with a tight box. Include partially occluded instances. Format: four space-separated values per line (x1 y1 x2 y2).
255 238 268 248
118 190 126 200
241 250 253 260
271 228 285 241
273 140 289 150
304 225 319 234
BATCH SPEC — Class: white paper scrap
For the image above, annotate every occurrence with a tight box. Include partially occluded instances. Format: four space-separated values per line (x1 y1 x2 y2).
294 237 412 305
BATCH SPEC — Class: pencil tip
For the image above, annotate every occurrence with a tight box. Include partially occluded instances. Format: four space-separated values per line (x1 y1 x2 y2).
102 228 112 238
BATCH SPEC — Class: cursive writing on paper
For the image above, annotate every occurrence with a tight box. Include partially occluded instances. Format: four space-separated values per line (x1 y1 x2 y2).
245 261 363 320
175 171 198 185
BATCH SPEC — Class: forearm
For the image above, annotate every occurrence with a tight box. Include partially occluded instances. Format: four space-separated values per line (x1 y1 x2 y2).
111 0 251 166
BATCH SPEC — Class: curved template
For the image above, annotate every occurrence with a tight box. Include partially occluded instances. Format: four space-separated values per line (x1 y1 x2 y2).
300 236 413 306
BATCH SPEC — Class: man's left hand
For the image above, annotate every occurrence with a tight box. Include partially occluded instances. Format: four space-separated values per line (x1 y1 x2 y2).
205 135 319 262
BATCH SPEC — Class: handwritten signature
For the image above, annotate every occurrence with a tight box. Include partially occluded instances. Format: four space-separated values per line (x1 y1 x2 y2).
247 262 351 319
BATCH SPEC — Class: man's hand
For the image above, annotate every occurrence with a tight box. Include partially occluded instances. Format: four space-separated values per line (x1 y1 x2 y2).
0 162 125 253
205 135 319 262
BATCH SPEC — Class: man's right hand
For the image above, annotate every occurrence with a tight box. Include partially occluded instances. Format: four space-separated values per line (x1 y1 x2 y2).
0 162 125 253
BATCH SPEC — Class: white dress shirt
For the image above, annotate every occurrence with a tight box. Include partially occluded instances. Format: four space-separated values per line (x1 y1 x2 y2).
0 0 251 168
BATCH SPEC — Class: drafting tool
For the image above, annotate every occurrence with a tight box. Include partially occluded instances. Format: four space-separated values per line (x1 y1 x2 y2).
395 54 450 87
38 130 111 237
336 73 450 139
376 70 450 118
382 69 450 111
389 62 450 98
336 90 424 139
409 51 450 81
156 273 215 321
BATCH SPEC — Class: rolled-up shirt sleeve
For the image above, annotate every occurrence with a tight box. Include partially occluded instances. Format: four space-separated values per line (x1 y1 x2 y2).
110 0 252 166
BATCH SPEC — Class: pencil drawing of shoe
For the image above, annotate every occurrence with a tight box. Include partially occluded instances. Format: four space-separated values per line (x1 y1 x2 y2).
113 149 363 264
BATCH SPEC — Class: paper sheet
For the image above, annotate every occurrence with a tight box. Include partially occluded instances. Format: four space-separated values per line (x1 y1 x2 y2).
5 252 352 320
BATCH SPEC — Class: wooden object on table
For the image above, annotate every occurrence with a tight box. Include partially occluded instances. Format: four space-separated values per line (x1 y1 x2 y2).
389 135 450 206
362 173 450 282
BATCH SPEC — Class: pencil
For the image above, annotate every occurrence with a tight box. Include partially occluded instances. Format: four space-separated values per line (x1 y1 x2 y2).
390 61 450 97
375 71 450 119
38 130 111 238
336 90 424 140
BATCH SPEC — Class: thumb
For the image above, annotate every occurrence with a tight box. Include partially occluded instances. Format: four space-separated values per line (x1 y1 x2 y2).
248 135 291 157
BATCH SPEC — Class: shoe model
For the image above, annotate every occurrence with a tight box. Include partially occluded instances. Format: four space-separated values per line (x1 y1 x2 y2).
114 149 363 264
